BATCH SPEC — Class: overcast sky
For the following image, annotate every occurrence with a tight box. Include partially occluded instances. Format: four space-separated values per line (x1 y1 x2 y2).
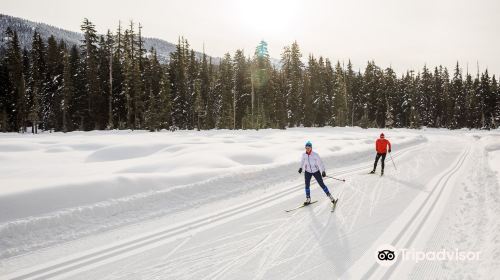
2 0 499 75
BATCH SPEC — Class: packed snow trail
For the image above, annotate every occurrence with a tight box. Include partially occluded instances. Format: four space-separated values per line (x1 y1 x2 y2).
1 129 499 280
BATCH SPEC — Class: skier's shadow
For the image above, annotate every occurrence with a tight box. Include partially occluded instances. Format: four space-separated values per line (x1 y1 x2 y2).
305 201 352 277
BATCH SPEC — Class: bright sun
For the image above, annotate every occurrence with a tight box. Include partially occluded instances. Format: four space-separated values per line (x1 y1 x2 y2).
236 0 301 36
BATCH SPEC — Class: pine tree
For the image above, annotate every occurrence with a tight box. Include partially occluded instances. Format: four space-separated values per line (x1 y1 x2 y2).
252 40 272 128
345 60 358 126
281 42 303 127
112 23 126 129
0 45 9 132
80 18 100 130
43 35 63 131
187 49 199 129
205 57 217 129
333 61 348 126
302 55 315 127
5 28 26 132
62 49 73 132
450 63 466 129
144 49 163 131
169 37 189 129
431 66 444 127
477 70 493 128
409 72 421 128
28 31 45 133
417 65 433 127
216 53 234 128
469 72 484 128
68 44 86 130
383 67 398 128
464 73 477 128
233 49 251 129
159 66 172 129
491 75 498 128
97 35 111 129
302 55 320 127
198 51 210 129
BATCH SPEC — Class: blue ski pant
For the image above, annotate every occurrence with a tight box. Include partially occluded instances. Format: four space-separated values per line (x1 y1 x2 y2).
304 171 331 198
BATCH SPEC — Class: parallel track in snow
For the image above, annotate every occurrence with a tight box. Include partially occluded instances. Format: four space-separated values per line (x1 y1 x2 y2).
356 146 471 280
4 143 424 280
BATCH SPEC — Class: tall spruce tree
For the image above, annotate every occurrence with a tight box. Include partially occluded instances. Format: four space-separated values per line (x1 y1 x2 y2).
62 49 73 132
450 63 466 128
233 49 251 129
80 18 100 130
5 28 26 132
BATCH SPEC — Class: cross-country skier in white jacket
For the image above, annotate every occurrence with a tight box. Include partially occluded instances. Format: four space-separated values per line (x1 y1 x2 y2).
298 141 337 206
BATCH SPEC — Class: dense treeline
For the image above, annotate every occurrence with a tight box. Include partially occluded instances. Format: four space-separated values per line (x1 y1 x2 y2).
0 19 499 133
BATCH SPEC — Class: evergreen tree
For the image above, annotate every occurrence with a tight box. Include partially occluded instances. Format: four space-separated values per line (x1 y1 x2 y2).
233 49 251 129
0 45 9 132
303 55 317 127
68 44 86 130
479 70 495 128
5 28 26 132
80 18 100 130
62 49 73 132
198 51 210 129
96 35 111 129
281 42 303 127
469 72 484 128
169 38 189 129
491 75 498 128
450 63 466 128
417 65 433 127
464 73 478 128
252 40 272 128
431 66 444 127
333 61 348 126
409 72 421 128
383 67 398 128
28 31 45 133
216 53 234 128
43 35 63 131
144 49 163 131
322 59 335 126
187 49 199 129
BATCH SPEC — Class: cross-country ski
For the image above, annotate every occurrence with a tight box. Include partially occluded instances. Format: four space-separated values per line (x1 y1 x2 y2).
285 200 318 212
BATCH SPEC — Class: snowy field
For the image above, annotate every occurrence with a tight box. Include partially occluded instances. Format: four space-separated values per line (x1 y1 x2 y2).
0 127 499 279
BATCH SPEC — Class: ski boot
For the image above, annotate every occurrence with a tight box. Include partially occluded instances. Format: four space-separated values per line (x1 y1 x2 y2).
303 197 311 206
369 170 375 174
328 193 338 212
381 169 384 176
327 193 337 204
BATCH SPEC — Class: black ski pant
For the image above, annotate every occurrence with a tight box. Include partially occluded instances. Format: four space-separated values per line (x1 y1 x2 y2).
373 153 387 172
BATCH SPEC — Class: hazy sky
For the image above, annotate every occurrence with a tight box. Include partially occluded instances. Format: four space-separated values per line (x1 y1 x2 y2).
2 0 499 75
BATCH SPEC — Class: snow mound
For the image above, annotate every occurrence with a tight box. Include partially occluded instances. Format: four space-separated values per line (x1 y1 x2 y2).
86 144 169 162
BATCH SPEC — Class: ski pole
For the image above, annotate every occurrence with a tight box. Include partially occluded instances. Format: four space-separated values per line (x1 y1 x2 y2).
389 152 397 170
326 175 346 182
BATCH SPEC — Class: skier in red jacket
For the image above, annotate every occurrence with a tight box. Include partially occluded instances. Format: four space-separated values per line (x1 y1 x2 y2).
370 133 392 176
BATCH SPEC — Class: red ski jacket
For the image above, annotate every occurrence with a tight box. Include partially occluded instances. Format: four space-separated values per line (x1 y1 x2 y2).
376 138 391 154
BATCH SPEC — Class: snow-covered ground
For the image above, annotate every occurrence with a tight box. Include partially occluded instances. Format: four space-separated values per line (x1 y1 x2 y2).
0 127 499 279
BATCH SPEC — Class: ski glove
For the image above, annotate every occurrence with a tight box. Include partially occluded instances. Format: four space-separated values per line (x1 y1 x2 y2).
322 171 326 177
298 168 302 174
389 149 392 153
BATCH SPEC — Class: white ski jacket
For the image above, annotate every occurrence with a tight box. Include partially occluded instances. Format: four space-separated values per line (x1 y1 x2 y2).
300 151 325 174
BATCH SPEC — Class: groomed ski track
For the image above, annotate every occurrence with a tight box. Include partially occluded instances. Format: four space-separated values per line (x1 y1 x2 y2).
1 134 487 280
